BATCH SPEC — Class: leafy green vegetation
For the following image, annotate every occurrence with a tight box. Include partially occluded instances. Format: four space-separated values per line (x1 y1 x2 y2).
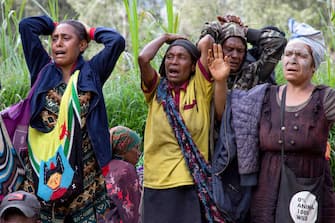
1 0 335 181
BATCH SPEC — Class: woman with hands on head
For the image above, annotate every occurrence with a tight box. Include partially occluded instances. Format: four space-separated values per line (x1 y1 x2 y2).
138 33 230 223
18 15 125 222
199 14 286 90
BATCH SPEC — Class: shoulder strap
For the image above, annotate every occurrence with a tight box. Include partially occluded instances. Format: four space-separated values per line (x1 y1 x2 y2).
280 86 287 162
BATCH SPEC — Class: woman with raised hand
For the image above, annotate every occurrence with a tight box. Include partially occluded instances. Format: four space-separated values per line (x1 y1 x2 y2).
138 32 230 223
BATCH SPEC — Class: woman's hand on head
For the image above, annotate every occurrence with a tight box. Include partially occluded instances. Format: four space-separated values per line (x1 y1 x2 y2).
164 33 188 44
217 14 244 26
208 43 230 82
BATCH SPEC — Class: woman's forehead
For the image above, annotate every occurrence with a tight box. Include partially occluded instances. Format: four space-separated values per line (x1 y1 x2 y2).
167 45 190 55
53 23 76 35
223 36 246 49
285 41 311 53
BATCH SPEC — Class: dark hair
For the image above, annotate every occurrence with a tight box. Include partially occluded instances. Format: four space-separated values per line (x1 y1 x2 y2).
158 39 200 77
60 20 89 42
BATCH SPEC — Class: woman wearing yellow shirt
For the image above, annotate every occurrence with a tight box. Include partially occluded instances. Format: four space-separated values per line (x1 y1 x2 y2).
138 33 229 223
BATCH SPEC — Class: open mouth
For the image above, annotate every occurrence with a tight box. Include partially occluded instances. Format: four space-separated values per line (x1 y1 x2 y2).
55 50 66 56
168 68 179 76
286 66 298 72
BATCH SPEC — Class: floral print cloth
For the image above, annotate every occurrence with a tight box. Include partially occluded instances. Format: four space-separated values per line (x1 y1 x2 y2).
101 159 141 223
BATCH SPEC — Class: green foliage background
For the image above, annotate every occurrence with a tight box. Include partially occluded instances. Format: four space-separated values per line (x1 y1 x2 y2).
1 0 335 177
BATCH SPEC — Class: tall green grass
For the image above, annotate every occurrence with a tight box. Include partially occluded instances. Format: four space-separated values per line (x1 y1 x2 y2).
104 64 147 137
0 0 62 111
104 0 181 135
123 0 139 73
0 0 29 110
165 0 179 33
2 0 335 181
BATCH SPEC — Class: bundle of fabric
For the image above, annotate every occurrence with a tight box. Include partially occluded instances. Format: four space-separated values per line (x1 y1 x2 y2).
0 116 25 200
198 21 246 46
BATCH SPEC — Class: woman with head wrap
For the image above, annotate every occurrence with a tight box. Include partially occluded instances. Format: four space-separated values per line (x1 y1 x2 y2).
247 19 335 222
103 126 142 223
210 18 335 222
199 14 286 91
110 126 142 165
138 33 230 223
